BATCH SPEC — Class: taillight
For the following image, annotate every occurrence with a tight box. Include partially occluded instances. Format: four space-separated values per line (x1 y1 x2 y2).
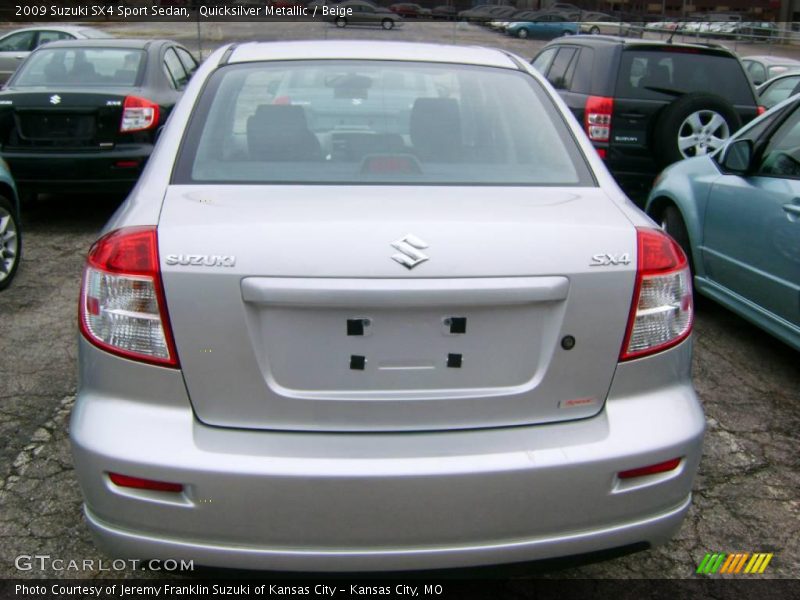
120 96 160 133
79 226 179 367
620 228 693 361
618 457 682 479
585 95 613 143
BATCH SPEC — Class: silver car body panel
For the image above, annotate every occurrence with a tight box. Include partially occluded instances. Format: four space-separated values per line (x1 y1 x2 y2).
0 26 109 84
72 336 703 571
158 185 636 431
72 41 702 570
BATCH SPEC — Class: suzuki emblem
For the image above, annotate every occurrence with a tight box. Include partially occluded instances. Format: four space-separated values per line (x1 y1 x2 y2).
50 94 61 105
391 234 429 269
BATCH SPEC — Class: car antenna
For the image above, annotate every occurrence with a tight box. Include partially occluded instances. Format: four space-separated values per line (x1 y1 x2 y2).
666 23 681 45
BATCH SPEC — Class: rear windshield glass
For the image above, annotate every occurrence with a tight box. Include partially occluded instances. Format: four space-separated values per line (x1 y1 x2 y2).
616 49 755 105
174 60 593 186
13 48 144 87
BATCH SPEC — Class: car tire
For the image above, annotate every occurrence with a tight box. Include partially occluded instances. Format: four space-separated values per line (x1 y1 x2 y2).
589 26 600 34
382 19 394 30
0 194 21 291
516 28 528 39
659 205 694 274
335 17 347 28
653 93 741 167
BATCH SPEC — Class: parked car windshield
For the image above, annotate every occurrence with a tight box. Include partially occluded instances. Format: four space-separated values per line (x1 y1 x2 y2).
616 49 755 106
12 48 144 87
176 60 593 186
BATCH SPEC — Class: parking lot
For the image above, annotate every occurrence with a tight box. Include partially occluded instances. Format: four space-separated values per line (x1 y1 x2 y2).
0 20 798 580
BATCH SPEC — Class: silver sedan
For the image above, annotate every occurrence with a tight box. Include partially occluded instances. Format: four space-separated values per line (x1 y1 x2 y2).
70 40 704 572
0 26 112 83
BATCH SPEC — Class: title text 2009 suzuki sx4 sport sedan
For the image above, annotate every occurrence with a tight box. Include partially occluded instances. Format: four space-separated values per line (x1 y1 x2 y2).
70 41 704 571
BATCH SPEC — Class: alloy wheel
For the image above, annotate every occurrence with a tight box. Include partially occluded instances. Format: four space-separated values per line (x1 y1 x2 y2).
0 205 19 282
677 110 731 158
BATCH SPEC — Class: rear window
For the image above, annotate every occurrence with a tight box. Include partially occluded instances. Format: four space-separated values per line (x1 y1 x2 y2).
13 48 144 87
174 60 593 186
616 49 755 106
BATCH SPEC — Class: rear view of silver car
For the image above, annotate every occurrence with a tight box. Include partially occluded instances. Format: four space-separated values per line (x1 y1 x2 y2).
70 41 703 571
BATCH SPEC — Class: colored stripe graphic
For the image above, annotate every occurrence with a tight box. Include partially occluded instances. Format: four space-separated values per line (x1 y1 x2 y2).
697 553 727 574
745 553 774 574
696 553 713 574
733 553 749 573
719 554 736 573
697 552 773 574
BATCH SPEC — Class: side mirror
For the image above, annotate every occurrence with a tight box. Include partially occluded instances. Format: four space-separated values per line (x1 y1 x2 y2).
721 139 754 175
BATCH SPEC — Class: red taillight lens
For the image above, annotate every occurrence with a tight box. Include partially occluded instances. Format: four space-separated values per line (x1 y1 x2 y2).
120 95 160 133
618 457 682 479
108 473 183 493
585 95 613 143
620 228 693 361
114 160 141 169
79 226 179 367
757 105 767 116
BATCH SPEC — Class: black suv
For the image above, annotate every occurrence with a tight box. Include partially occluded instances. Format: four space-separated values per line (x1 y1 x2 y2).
531 36 761 200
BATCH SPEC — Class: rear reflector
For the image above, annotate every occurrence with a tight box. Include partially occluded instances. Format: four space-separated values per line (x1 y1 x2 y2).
596 148 607 159
618 457 681 479
114 160 141 169
79 227 179 367
585 95 613 143
120 96 159 133
108 473 183 493
757 105 767 116
620 228 693 360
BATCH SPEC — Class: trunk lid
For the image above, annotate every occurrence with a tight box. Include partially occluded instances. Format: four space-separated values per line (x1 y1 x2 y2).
159 185 637 432
0 88 135 150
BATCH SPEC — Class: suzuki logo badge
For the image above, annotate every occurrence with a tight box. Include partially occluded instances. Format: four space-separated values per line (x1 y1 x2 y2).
49 94 61 105
391 234 429 269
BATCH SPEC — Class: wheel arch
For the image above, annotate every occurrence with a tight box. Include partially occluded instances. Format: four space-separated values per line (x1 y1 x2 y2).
0 181 19 215
646 191 703 275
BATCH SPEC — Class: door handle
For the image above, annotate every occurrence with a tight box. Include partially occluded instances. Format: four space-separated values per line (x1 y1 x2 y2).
14 55 25 60
783 203 800 221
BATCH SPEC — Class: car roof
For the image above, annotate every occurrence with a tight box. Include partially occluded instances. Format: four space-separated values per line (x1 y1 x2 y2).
547 35 736 55
228 41 519 69
30 38 175 50
745 55 800 65
0 25 105 36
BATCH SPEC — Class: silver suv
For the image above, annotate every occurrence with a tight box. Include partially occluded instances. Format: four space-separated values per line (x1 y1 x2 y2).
71 41 704 571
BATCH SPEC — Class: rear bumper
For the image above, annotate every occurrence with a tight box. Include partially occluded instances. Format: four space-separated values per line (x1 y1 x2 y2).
83 495 690 571
70 337 704 572
1 144 152 192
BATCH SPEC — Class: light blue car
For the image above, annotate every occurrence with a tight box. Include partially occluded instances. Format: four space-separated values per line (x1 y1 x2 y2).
506 16 578 39
647 95 800 351
0 157 20 291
